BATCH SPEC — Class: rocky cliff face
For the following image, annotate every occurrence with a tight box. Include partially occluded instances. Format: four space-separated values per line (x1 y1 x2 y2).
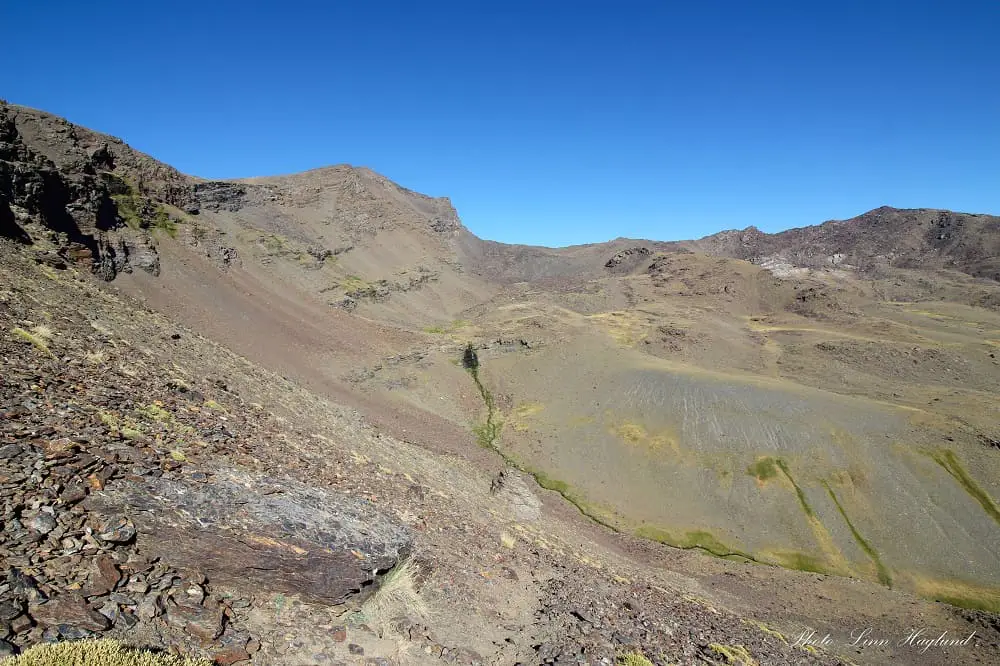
0 102 185 279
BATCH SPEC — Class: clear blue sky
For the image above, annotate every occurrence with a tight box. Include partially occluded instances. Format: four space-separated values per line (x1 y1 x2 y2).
2 1 998 246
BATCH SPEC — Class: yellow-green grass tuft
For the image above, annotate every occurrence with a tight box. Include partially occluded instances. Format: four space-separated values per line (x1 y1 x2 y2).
617 651 654 666
360 559 428 637
4 638 212 665
708 643 758 665
10 327 53 356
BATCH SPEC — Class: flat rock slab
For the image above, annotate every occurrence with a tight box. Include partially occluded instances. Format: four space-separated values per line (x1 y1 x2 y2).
30 593 111 632
86 469 411 605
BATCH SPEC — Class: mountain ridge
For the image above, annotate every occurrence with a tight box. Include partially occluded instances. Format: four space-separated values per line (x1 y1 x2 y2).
5 101 998 287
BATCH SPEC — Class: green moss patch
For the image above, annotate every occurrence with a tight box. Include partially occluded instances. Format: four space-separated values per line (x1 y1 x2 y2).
708 643 758 665
747 456 779 482
10 327 53 356
822 481 892 586
152 207 178 238
768 551 831 575
463 344 503 452
774 459 815 518
926 448 1000 527
532 470 571 496
931 593 1000 614
636 525 755 561
112 192 144 229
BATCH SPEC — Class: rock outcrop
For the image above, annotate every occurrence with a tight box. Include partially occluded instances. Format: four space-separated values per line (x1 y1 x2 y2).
86 470 412 605
0 102 179 279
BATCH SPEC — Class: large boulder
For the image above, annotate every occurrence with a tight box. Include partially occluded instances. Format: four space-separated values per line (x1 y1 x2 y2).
86 469 411 605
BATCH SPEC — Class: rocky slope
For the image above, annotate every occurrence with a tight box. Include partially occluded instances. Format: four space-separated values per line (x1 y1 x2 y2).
687 206 1000 283
0 236 880 666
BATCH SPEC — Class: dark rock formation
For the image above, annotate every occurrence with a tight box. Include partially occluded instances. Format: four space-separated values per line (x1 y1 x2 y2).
604 246 651 270
190 181 247 213
0 197 30 243
86 469 412 605
0 102 171 279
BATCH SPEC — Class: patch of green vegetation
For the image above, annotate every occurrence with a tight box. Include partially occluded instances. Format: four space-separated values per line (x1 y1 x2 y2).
120 425 143 440
341 274 372 291
99 412 120 430
512 460 617 529
135 404 171 421
635 525 674 543
255 234 284 252
743 619 787 644
112 181 180 237
473 420 503 450
617 652 654 666
925 448 1000 527
636 525 756 561
203 399 224 411
112 192 144 229
170 449 187 462
746 456 779 482
152 207 178 238
424 319 469 334
10 327 53 356
532 470 571 496
930 593 1000 613
768 551 830 575
6 638 212 665
708 643 758 666
774 459 815 518
462 343 503 451
822 481 892 586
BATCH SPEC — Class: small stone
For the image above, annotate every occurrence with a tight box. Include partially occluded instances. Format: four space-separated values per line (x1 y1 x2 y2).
9 614 32 634
168 602 224 641
137 593 164 619
97 601 120 622
109 593 136 606
0 639 17 658
60 484 88 504
41 438 77 460
8 569 46 602
185 584 205 604
125 578 149 596
0 601 23 622
93 516 135 543
0 444 22 459
56 624 93 640
213 645 250 665
29 514 57 535
348 644 364 656
85 554 122 596
331 626 347 642
116 609 139 629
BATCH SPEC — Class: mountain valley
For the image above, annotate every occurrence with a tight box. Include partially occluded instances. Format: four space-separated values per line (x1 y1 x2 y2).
2 101 999 665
